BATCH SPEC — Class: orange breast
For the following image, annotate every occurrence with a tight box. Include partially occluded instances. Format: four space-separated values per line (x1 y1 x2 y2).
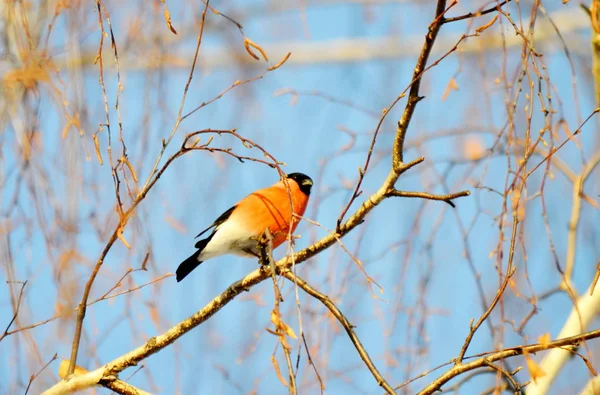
231 181 309 249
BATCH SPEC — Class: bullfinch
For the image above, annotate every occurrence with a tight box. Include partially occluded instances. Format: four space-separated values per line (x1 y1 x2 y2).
176 172 313 282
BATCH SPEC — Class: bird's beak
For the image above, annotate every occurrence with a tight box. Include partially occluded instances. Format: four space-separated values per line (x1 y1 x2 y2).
302 179 313 187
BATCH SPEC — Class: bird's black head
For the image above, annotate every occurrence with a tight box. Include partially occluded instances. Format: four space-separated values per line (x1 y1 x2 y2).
287 173 313 196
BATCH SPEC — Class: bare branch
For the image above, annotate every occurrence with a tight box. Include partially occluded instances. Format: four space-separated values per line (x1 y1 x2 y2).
281 271 396 394
385 189 470 208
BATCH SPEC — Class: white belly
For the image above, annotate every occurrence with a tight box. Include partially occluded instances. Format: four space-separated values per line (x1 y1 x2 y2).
198 218 259 261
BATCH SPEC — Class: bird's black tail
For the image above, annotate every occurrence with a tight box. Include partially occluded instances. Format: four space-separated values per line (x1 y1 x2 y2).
176 250 202 282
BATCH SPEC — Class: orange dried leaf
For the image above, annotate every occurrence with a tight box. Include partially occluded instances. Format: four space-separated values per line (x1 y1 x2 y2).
271 310 297 339
538 333 551 349
160 0 177 34
578 352 598 376
510 190 521 211
441 78 459 101
509 278 520 297
524 351 546 382
3 64 49 89
92 133 103 165
271 355 288 387
58 360 88 378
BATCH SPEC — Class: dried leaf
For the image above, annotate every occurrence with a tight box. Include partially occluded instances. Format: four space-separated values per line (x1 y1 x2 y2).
58 360 88 378
271 355 288 387
576 351 598 376
524 351 546 382
441 78 459 101
92 133 103 165
160 0 177 34
538 333 551 349
3 64 49 89
271 310 297 339
509 278 521 297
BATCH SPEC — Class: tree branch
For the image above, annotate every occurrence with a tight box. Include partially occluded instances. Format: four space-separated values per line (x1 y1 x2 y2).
57 360 151 395
44 1 463 392
281 270 396 394
444 0 511 23
416 328 600 395
66 0 212 377
385 189 470 208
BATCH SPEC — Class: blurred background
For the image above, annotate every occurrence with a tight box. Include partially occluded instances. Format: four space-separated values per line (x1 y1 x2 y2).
1 0 599 393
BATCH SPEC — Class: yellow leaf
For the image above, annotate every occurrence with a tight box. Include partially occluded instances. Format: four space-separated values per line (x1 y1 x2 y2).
58 360 88 378
509 278 520 297
271 355 288 387
160 0 177 34
271 310 297 339
538 333 551 349
441 77 459 101
524 351 546 382
92 133 103 165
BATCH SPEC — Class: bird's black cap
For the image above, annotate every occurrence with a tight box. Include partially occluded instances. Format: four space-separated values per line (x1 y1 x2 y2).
287 173 313 195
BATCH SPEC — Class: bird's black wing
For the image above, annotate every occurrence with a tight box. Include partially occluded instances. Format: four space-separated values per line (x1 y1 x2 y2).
194 205 237 239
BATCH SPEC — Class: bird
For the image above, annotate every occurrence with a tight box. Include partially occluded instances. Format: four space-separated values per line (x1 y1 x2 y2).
176 172 313 282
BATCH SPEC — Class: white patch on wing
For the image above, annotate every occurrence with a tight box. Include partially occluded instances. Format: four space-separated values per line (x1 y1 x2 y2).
198 216 259 261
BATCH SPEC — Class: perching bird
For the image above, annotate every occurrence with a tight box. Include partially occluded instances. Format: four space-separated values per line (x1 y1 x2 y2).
176 172 313 282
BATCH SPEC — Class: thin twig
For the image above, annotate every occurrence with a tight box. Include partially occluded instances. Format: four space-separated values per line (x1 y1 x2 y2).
417 328 600 395
281 271 396 395
385 189 470 208
25 354 58 395
0 280 27 343
444 0 512 23
67 2 212 376
455 210 519 364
